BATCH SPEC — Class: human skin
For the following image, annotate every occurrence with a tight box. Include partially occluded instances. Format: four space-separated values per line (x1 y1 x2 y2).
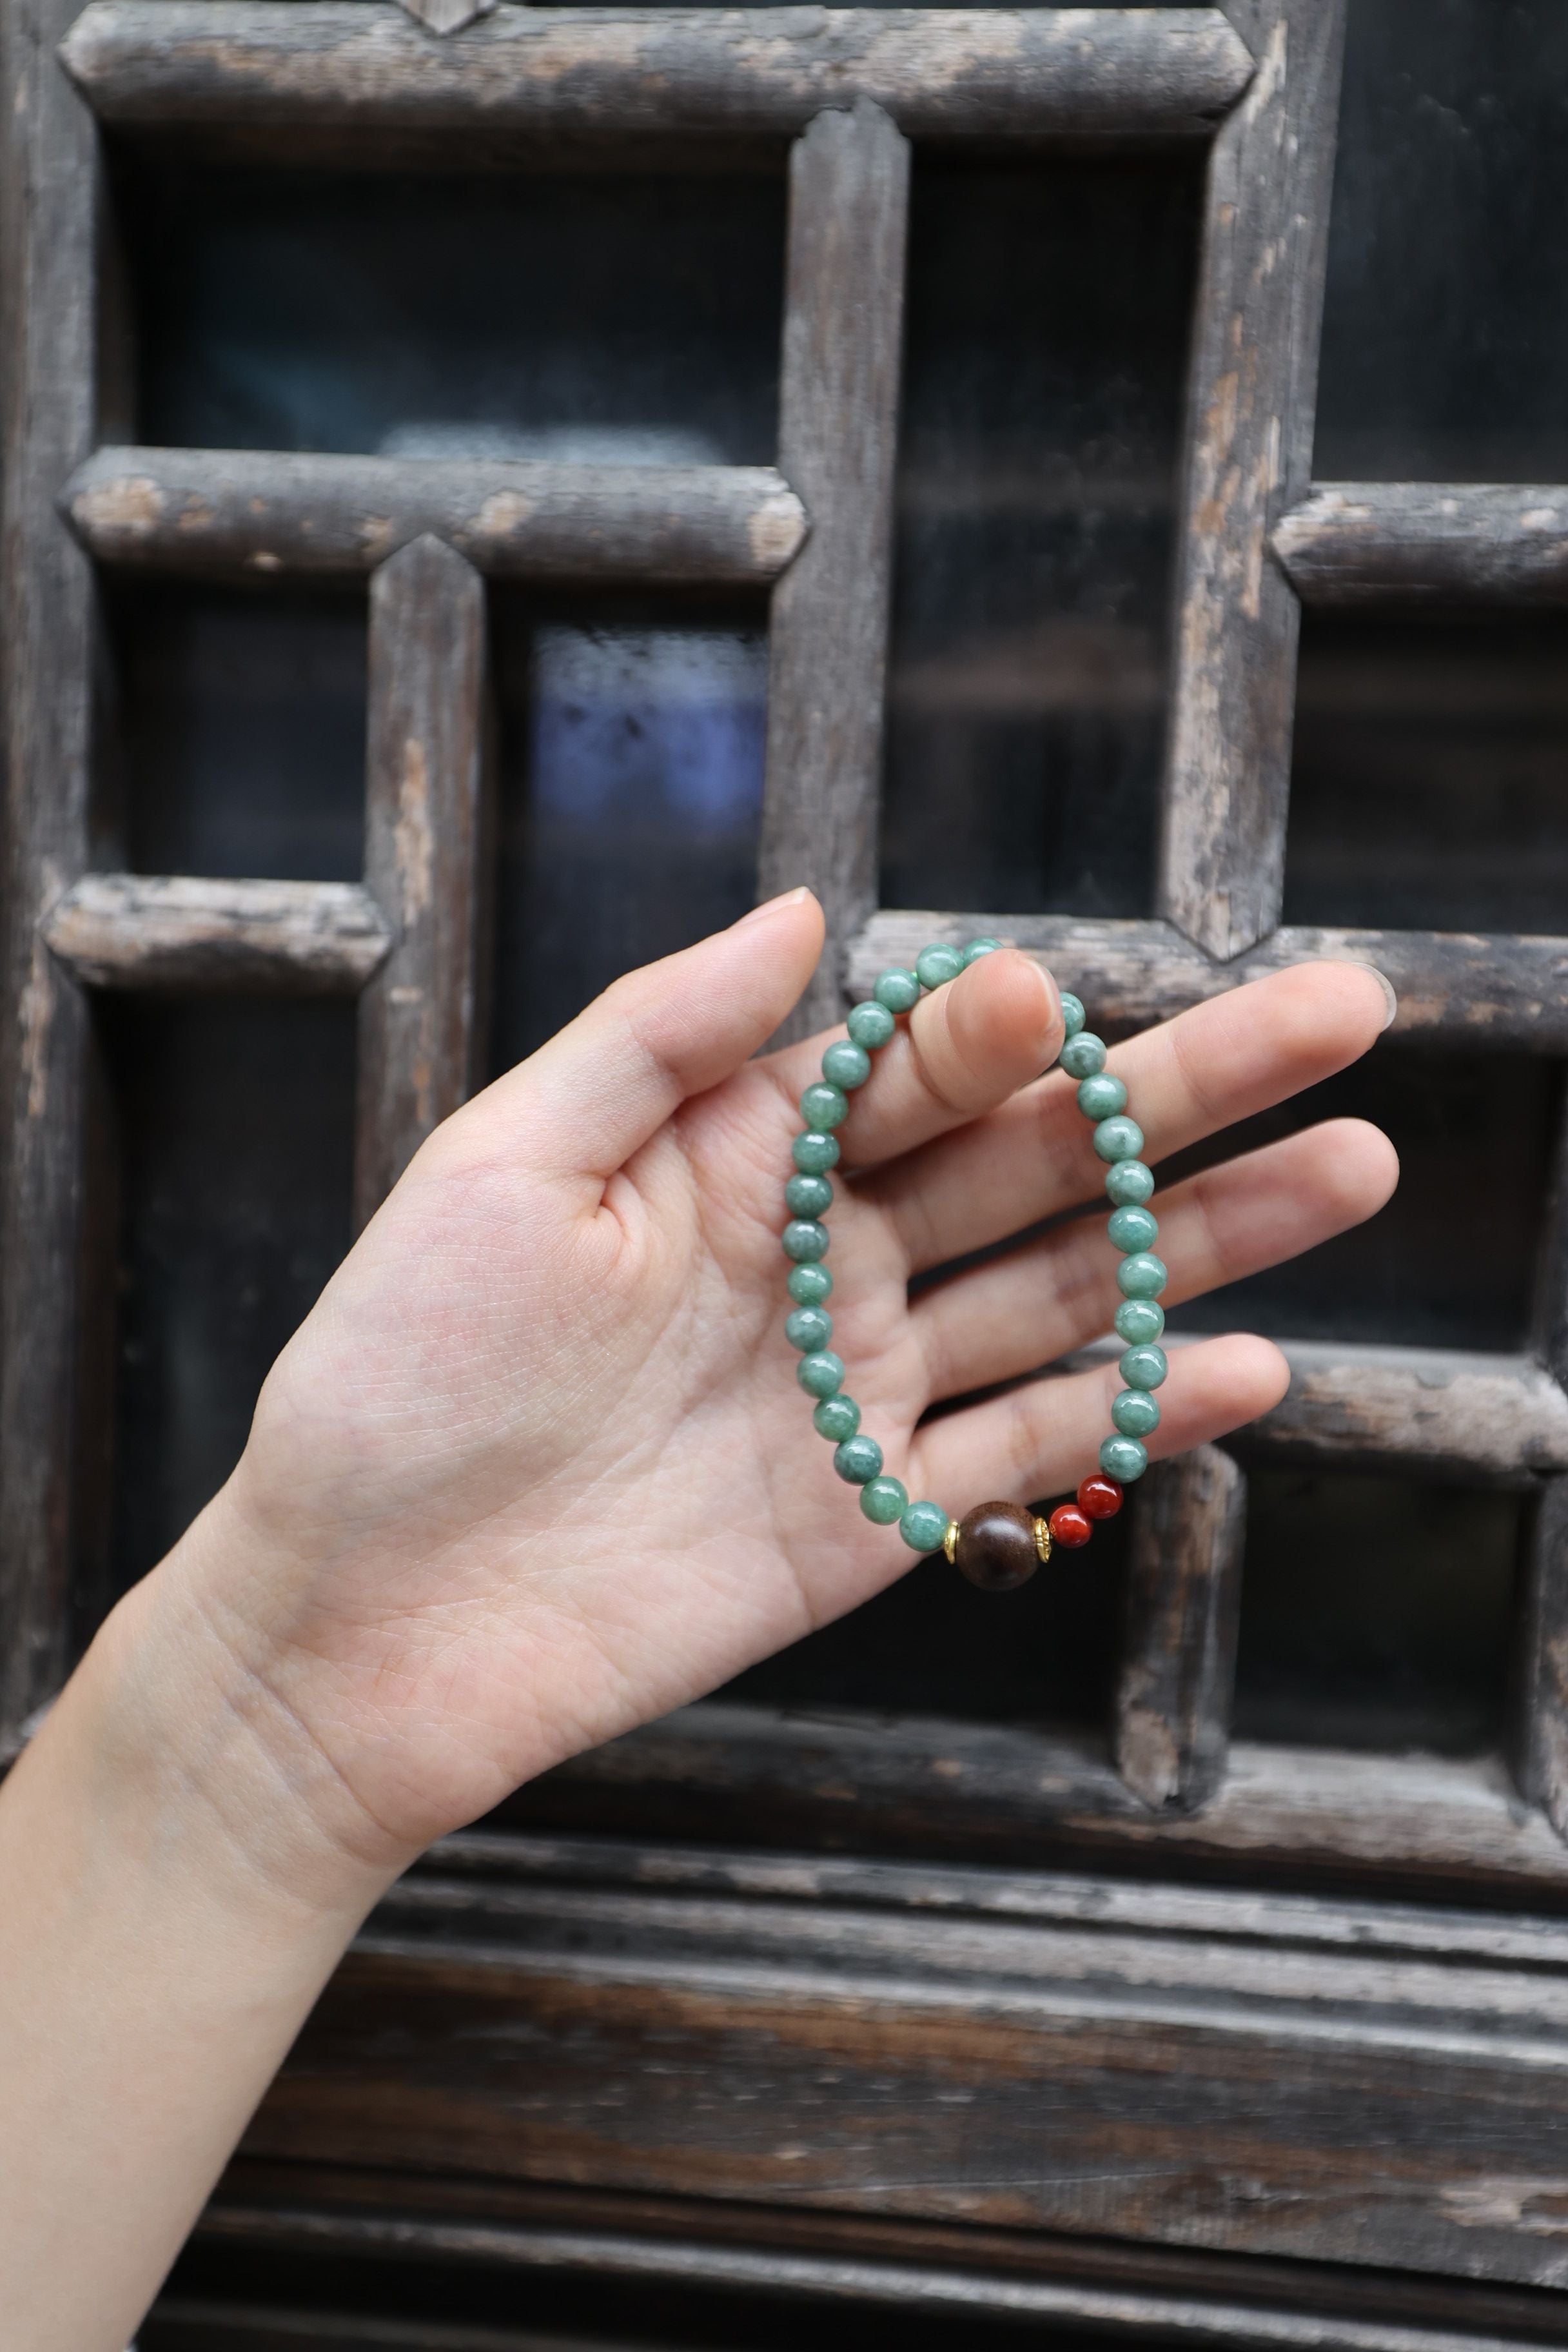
0 889 1398 2347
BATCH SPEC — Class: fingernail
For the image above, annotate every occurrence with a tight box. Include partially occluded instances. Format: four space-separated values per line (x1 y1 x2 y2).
1369 966 1398 1030
738 886 813 927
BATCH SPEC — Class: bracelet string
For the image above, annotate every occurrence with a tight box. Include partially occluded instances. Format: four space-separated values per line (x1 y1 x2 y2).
781 939 1168 1591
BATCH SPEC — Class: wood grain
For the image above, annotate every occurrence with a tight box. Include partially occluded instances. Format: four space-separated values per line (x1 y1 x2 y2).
62 6 1256 141
1276 482 1568 607
1513 1480 1568 1848
355 536 490 1231
1159 0 1348 959
1117 1445 1244 1812
43 874 391 995
59 446 807 585
760 99 908 1039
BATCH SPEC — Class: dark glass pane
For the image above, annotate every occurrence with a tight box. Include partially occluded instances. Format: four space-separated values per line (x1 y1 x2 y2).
1234 1468 1522 1756
106 999 356 1596
489 598 767 1070
104 580 366 883
1318 0 1568 479
1286 610 1568 935
883 153 1201 918
119 159 784 465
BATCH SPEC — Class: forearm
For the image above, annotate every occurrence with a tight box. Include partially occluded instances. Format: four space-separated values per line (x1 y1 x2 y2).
0 1509 402 2352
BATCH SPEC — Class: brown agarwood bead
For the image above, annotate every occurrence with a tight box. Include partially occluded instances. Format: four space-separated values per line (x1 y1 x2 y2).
952 1500 1041 1591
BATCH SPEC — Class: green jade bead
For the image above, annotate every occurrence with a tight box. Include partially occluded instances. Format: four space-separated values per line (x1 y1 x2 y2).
1117 1250 1168 1300
785 1171 833 1219
962 937 1001 965
1058 992 1086 1039
1114 1297 1164 1345
821 1039 871 1091
1094 1115 1145 1164
1106 1159 1155 1208
782 1219 830 1263
874 967 921 1014
1119 1343 1168 1391
1060 1032 1106 1080
792 1130 840 1176
788 1262 833 1307
916 943 963 988
899 1499 952 1553
834 1434 884 1485
797 1351 845 1400
1077 1072 1126 1121
800 1082 849 1130
814 1394 860 1441
1106 1204 1158 1254
860 1475 908 1525
1112 1388 1161 1440
785 1305 832 1353
1101 1433 1148 1482
847 1000 896 1051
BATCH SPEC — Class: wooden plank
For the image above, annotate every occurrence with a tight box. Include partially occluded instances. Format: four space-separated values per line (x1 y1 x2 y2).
1276 482 1568 608
851 910 1568 1052
43 874 391 996
760 99 908 1040
1116 1444 1244 1812
0 0 103 1748
1513 1479 1568 1847
61 6 1256 142
355 536 489 1230
1159 0 1348 961
59 447 807 586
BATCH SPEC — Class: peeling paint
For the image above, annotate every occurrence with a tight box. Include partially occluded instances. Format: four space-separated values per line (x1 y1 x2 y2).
395 737 433 924
471 489 534 538
75 473 163 536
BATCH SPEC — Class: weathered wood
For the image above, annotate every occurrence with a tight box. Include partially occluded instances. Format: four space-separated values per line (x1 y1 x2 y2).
0 0 103 1749
1276 483 1568 609
1159 0 1348 960
851 910 1568 1052
398 0 493 37
355 537 489 1230
59 447 807 586
43 874 391 996
760 99 908 1039
1116 1445 1244 1812
61 6 1256 141
1513 1481 1568 1848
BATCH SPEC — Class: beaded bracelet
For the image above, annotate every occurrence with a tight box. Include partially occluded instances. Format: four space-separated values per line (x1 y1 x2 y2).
781 938 1167 1592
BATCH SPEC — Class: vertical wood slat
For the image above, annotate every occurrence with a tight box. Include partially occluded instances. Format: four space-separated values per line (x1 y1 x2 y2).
0 0 103 1748
353 535 490 1232
1158 0 1348 962
1115 1445 1246 1812
758 97 910 1040
1513 1098 1568 1841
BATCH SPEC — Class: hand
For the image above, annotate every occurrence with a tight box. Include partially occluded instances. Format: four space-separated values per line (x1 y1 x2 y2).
130 886 1397 1886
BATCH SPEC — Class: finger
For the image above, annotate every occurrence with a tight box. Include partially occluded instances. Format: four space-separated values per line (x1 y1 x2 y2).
914 1119 1398 1404
764 948 1063 1168
908 1331 1289 1514
872 960 1391 1273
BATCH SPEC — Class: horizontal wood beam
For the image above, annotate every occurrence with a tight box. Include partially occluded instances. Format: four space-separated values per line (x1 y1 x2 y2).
59 446 807 585
61 6 1255 141
42 874 391 994
1275 482 1568 607
852 910 1568 1052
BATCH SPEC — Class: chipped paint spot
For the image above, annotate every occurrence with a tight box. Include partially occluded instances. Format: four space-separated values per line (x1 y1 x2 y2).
248 550 282 573
176 498 215 533
75 474 164 536
395 737 433 924
359 514 397 562
471 490 534 538
19 934 54 1122
747 487 807 572
1522 506 1560 531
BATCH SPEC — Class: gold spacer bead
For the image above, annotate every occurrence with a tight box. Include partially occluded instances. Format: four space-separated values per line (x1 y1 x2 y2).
1033 1516 1052 1566
942 1517 958 1566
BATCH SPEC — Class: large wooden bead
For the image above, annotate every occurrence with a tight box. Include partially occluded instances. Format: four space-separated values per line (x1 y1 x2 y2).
952 1499 1041 1591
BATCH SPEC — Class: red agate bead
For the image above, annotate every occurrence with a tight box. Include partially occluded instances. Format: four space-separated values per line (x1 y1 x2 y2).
1077 1473 1124 1521
1048 1502 1092 1549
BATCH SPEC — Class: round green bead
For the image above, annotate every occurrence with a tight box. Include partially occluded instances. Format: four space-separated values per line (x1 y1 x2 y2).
915 943 963 988
1100 1433 1148 1482
847 1000 896 1052
785 1304 832 1352
785 1171 833 1219
1112 1388 1161 1439
1058 992 1086 1039
1094 1115 1145 1164
1106 1204 1158 1254
1105 1158 1155 1208
1060 1032 1106 1080
860 1475 908 1525
821 1039 871 1091
899 1500 952 1553
874 967 921 1014
1114 1297 1164 1345
800 1082 849 1131
834 1434 884 1485
783 1219 830 1263
1120 1342 1168 1391
797 1350 845 1399
789 1262 833 1307
814 1394 860 1441
1117 1250 1168 1300
962 937 1001 966
792 1130 840 1176
1077 1072 1126 1122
